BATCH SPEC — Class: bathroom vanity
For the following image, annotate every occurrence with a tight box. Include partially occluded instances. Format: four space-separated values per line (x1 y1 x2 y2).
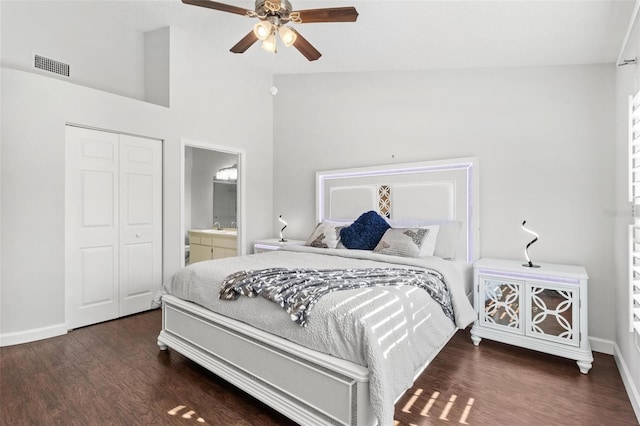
188 229 237 263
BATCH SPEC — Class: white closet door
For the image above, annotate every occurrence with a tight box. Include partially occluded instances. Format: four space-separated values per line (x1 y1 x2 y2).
118 134 162 316
66 127 162 329
66 126 120 329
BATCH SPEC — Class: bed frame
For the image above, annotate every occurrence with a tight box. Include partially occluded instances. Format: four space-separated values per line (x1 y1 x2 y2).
158 157 479 425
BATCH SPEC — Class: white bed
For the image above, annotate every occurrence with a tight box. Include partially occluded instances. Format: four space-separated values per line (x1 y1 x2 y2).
158 157 479 426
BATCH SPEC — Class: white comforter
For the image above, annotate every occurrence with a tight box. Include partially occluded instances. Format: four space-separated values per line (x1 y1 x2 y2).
168 246 475 425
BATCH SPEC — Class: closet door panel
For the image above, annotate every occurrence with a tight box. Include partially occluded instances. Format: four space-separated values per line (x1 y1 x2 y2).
121 242 154 296
119 134 162 316
80 246 116 304
66 126 119 329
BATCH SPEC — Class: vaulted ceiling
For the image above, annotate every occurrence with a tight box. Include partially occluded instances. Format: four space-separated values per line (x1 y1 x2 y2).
77 0 637 74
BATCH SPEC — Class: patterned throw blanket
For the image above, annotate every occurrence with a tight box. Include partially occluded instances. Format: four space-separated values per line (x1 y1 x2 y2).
219 267 455 326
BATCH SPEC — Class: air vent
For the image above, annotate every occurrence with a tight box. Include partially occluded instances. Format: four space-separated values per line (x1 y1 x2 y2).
33 54 70 77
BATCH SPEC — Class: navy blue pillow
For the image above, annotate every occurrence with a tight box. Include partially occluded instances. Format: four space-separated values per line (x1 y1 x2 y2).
339 211 391 250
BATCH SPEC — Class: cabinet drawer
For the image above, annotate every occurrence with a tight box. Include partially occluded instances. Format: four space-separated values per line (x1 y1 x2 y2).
200 237 213 246
190 236 201 244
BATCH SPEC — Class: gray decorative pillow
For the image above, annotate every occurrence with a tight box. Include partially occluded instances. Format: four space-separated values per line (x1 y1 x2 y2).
373 227 431 258
304 220 348 249
387 219 459 259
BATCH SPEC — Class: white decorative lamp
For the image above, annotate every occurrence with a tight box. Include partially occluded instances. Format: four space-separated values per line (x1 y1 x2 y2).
278 215 288 242
521 220 540 268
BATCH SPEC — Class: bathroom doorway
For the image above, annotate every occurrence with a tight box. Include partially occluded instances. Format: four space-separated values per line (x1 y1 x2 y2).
180 138 246 267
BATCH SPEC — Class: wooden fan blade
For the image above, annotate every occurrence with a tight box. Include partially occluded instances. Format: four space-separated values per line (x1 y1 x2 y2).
182 0 253 17
292 30 321 61
230 31 259 53
291 7 358 24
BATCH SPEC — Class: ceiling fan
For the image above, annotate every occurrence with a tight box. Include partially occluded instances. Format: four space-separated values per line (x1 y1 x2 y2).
182 0 359 61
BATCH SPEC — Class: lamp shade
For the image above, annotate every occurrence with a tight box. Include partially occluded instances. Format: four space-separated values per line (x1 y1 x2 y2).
278 26 297 47
261 33 277 53
253 21 272 40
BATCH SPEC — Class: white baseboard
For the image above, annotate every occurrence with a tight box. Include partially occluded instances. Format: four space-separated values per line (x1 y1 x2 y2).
613 343 640 424
589 336 615 355
0 323 67 347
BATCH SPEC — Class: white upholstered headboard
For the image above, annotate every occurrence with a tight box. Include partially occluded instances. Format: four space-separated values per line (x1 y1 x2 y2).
316 157 479 262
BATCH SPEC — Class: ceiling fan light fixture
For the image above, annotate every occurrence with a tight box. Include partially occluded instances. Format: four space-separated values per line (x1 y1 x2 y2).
183 0 359 61
278 26 297 47
261 33 277 53
253 20 272 40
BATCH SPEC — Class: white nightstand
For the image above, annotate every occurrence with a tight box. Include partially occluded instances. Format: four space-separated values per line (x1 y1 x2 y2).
470 258 593 374
253 238 306 254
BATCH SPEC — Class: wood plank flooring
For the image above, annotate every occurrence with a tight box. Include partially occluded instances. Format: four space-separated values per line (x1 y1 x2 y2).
1 309 637 425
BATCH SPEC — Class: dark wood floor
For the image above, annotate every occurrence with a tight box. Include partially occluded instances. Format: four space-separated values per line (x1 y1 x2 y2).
1 309 637 426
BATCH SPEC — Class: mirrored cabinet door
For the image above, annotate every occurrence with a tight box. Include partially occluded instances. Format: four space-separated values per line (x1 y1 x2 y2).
479 277 524 333
527 285 579 346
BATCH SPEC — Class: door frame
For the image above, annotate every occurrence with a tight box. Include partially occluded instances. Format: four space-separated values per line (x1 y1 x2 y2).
180 138 246 267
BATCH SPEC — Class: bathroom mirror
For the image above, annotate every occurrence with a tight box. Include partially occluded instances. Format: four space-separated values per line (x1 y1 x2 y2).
213 180 237 228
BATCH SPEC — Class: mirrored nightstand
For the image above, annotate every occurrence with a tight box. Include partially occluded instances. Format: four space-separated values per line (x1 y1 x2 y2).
471 258 593 374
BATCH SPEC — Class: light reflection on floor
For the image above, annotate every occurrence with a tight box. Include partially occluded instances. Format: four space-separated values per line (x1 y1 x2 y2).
167 405 206 423
396 388 475 425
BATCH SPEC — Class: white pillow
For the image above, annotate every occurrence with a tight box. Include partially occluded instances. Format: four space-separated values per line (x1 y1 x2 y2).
433 221 462 259
304 220 349 249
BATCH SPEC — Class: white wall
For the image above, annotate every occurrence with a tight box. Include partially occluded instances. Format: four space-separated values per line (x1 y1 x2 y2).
1 1 145 101
144 26 170 107
0 7 274 343
273 65 616 343
615 9 640 418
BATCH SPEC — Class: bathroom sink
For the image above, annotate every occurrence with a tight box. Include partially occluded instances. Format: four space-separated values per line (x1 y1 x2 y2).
202 229 237 236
